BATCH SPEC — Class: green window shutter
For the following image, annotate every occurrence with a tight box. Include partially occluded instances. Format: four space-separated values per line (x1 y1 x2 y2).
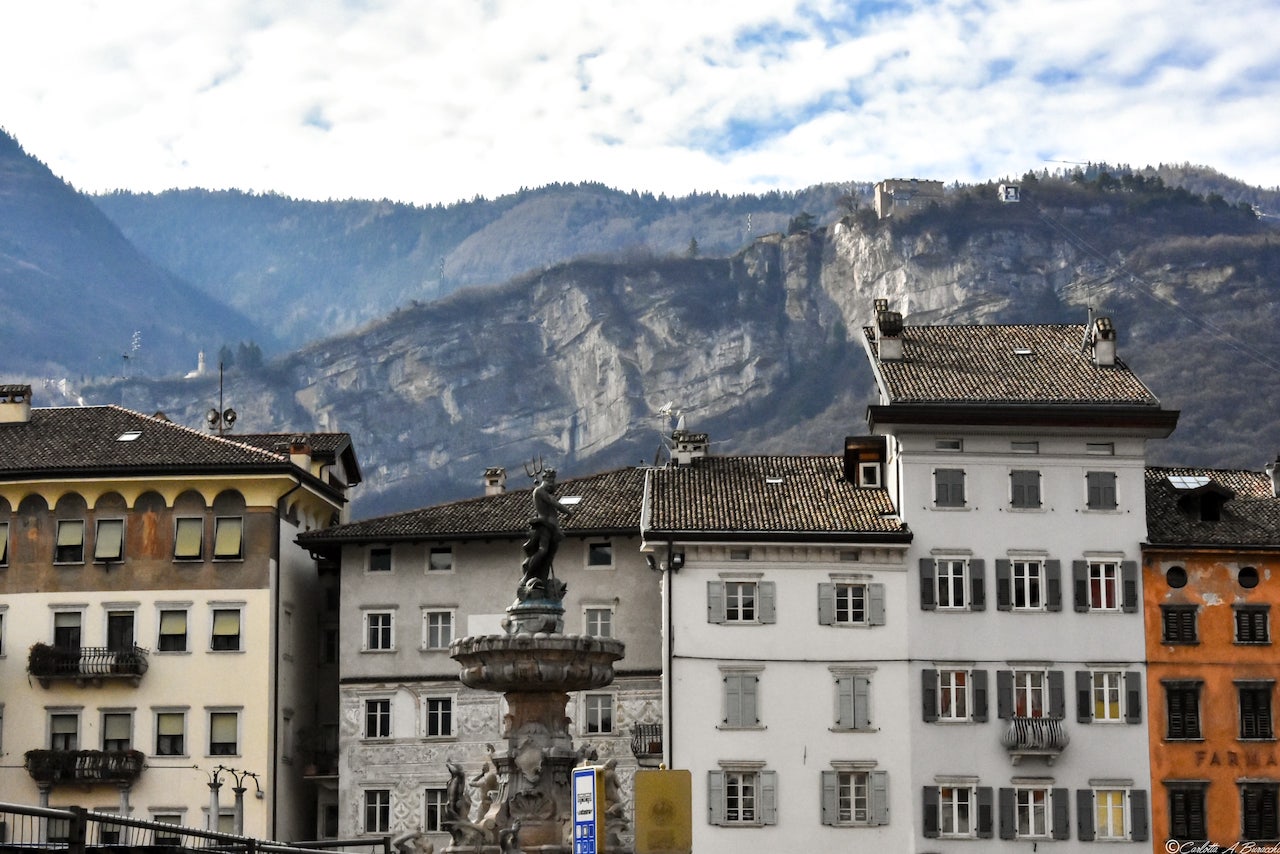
969 559 986 611
707 772 725 825
835 676 854 728
1076 670 1092 722
972 669 989 721
1125 671 1142 723
998 788 1015 840
869 770 889 826
1052 788 1070 839
919 559 936 610
1076 789 1095 841
820 770 836 826
760 771 778 825
1130 789 1149 841
921 669 938 722
996 670 1013 719
922 787 939 837
707 581 725 624
1121 561 1139 612
817 583 834 625
854 675 872 729
758 582 776 623
868 584 886 625
995 559 1012 610
976 787 994 838
1072 561 1089 611
1045 560 1063 611
1049 670 1066 718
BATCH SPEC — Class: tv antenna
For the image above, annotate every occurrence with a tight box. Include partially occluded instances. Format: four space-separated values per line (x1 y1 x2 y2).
205 362 238 435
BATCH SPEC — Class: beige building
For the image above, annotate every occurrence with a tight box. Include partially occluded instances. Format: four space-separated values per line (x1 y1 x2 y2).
873 179 946 219
0 384 360 841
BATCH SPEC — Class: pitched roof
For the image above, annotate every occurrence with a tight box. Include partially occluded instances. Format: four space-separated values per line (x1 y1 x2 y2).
235 432 363 485
864 323 1160 406
1145 466 1280 547
645 455 908 540
298 466 647 545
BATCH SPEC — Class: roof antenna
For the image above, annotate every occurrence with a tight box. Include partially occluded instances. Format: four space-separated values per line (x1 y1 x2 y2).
205 362 238 435
1080 305 1096 353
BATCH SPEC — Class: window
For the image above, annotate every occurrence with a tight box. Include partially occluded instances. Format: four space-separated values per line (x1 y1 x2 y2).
50 712 79 750
1005 787 1054 839
858 461 881 488
707 579 776 624
1010 470 1041 508
1086 442 1114 455
721 669 761 728
1168 784 1206 840
1240 565 1261 589
151 813 184 846
1078 670 1141 723
1242 783 1280 840
821 769 889 826
1080 787 1148 842
155 711 185 755
584 694 613 734
996 559 1058 610
934 468 966 507
55 520 85 563
587 541 613 567
1011 440 1039 454
423 610 453 649
157 609 187 652
1236 605 1270 644
364 790 391 834
208 710 239 755
819 582 886 626
1013 671 1047 718
728 547 752 561
936 438 963 452
173 517 203 560
428 547 453 571
364 611 394 651
584 606 613 638
94 519 125 562
708 768 777 826
368 547 392 573
0 520 8 566
212 517 243 560
921 557 985 611
833 671 872 730
364 699 391 739
1162 605 1198 643
924 785 992 838
1086 471 1118 509
997 669 1066 720
425 697 453 738
106 610 135 652
1074 560 1137 612
1239 682 1274 740
53 611 82 648
923 668 989 723
1165 682 1202 740
211 608 241 651
424 788 447 832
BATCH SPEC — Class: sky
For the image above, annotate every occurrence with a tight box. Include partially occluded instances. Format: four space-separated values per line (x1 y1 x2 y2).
2 0 1278 207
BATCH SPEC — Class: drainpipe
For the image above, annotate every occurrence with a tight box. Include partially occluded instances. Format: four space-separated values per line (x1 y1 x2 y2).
272 478 304 839
665 538 676 769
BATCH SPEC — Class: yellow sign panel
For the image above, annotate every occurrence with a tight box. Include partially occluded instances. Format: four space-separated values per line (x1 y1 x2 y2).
634 769 692 854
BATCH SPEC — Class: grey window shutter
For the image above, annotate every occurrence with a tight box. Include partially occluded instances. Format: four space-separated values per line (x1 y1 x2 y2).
995 559 1012 610
1073 561 1089 611
820 770 837 825
1130 789 1149 841
744 674 760 725
970 559 986 611
708 581 726 624
919 558 936 610
921 669 939 722
708 771 725 825
997 669 1013 719
723 674 739 726
1121 561 1139 612
870 770 889 826
760 770 778 825
922 787 939 837
977 787 994 838
1076 789 1095 841
854 675 872 729
1046 559 1063 611
972 669 989 721
1049 670 1066 718
998 788 1015 839
759 582 777 624
1052 788 1071 839
1076 670 1093 722
836 676 854 728
817 583 835 625
1125 671 1142 723
869 583 886 625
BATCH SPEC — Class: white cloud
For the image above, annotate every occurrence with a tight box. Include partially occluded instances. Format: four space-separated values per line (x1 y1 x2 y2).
1 0 1277 204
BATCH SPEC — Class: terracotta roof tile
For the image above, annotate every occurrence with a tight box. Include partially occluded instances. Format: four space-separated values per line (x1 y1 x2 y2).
1145 466 1280 546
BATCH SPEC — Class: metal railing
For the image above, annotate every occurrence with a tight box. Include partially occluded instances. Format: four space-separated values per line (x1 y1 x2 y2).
23 749 145 786
630 723 663 765
1000 716 1070 758
27 644 149 682
0 801 391 854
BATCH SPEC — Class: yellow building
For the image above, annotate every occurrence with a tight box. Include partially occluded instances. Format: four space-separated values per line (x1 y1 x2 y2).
0 384 360 841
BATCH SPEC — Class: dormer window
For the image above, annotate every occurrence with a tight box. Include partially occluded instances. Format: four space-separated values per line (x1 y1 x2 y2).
859 462 882 489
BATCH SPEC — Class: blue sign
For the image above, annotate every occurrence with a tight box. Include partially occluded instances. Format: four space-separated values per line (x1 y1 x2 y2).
573 766 600 854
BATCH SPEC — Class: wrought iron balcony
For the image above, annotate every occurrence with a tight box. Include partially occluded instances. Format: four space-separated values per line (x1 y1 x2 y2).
1000 716 1070 764
27 643 149 687
24 749 146 786
630 723 664 767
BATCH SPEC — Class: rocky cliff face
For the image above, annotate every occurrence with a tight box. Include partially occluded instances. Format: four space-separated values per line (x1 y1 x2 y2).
98 205 1280 516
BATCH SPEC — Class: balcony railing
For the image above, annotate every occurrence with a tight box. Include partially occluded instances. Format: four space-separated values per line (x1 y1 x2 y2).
24 749 146 786
27 643 149 686
630 723 664 767
1000 716 1070 764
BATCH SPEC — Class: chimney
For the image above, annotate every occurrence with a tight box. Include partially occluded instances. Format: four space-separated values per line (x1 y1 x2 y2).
873 299 905 361
484 467 507 496
1090 315 1117 367
1266 457 1280 498
0 384 32 424
670 429 710 466
289 435 313 471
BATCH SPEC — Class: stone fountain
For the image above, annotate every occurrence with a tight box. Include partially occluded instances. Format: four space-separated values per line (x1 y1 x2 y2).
447 466 626 854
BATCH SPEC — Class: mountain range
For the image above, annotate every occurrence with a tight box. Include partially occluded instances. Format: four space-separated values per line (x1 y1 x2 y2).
2 127 1279 516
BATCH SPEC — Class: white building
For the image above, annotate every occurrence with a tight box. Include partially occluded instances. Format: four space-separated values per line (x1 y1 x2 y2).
860 302 1178 848
641 435 914 852
0 384 361 841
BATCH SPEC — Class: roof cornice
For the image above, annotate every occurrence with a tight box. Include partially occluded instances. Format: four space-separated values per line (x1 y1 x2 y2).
866 403 1179 436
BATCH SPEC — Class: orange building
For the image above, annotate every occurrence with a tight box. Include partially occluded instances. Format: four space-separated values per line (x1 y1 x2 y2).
1143 465 1280 848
